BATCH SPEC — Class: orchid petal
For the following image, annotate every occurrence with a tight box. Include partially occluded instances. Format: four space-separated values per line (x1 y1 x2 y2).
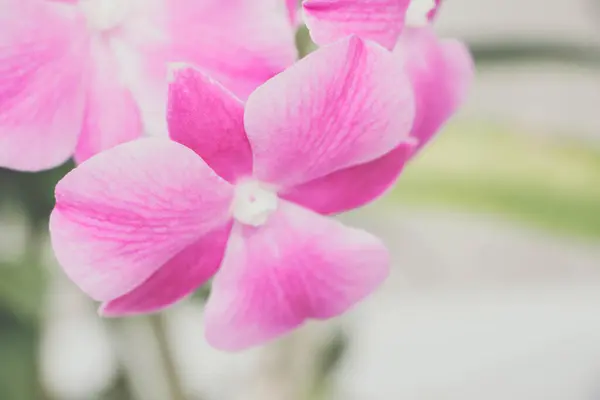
287 0 300 25
282 140 416 214
133 0 298 100
303 0 411 50
245 36 414 189
0 1 88 171
101 223 232 316
428 0 442 21
396 28 474 154
50 138 233 301
205 201 389 350
74 42 143 163
167 66 252 183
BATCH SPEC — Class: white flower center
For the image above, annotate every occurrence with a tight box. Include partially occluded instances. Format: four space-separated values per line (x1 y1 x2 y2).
231 181 278 227
79 0 132 32
405 0 436 27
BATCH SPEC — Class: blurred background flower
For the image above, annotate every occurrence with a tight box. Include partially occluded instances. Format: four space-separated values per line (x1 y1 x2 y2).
1 0 600 399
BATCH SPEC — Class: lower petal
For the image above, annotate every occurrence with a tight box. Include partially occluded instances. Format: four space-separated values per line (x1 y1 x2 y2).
101 222 232 316
0 1 89 171
281 140 416 215
204 201 389 351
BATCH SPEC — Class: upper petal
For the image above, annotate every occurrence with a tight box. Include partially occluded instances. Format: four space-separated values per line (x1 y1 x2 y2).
245 36 414 189
74 41 143 164
50 138 233 301
281 139 416 214
395 28 474 154
204 201 389 351
167 66 252 183
302 0 411 50
0 1 89 171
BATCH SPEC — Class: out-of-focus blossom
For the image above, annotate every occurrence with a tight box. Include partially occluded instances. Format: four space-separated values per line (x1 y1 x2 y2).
49 37 415 350
0 0 297 171
303 0 474 154
303 0 412 51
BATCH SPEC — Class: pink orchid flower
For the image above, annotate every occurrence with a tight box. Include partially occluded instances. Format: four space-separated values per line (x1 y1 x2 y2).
0 0 296 171
49 37 416 351
303 0 474 154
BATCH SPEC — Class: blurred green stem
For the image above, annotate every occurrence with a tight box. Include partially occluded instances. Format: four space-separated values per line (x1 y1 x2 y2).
148 314 187 400
25 225 50 400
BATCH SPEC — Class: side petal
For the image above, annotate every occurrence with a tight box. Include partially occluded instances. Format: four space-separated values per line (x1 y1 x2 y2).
129 0 298 101
0 1 89 171
100 223 232 316
74 41 143 164
281 140 416 214
50 138 233 301
167 66 252 183
245 36 414 189
302 0 411 50
396 28 474 154
204 201 389 351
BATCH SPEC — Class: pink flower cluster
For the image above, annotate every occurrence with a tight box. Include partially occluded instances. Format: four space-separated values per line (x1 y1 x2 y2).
0 0 473 350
